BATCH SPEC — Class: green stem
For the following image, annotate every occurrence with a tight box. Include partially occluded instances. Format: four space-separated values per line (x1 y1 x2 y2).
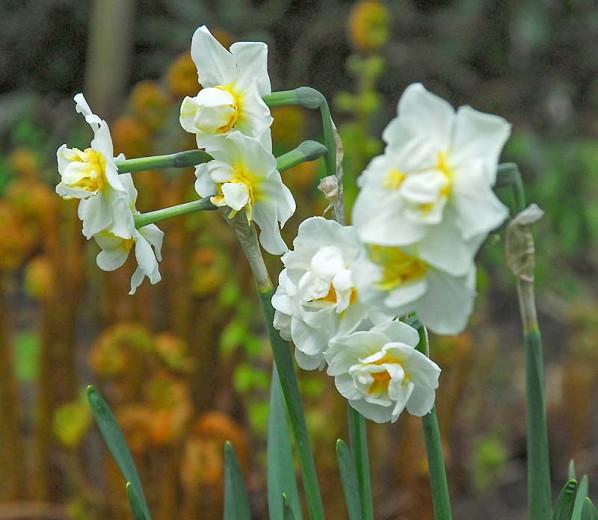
522 302 552 520
134 198 216 228
277 140 328 172
496 163 526 214
501 164 552 519
116 150 211 173
347 408 374 520
422 408 453 520
259 290 325 520
132 142 327 229
264 88 337 180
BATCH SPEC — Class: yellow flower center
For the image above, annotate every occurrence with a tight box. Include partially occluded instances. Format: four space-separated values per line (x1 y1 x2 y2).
367 353 410 395
215 85 242 133
68 148 107 192
435 151 453 196
368 245 428 290
383 168 406 190
314 285 358 306
212 164 259 222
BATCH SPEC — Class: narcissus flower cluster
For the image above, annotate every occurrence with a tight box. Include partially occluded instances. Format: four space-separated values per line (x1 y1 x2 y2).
182 26 294 255
56 27 511 424
56 95 163 294
273 84 510 422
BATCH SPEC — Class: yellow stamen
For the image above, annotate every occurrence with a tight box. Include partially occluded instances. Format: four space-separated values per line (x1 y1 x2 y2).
383 168 406 190
215 85 242 133
367 353 410 395
368 245 428 291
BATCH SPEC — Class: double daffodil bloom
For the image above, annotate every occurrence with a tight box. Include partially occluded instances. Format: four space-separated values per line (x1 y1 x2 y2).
194 132 295 255
272 217 387 370
180 26 272 148
325 321 441 424
56 94 133 239
93 174 164 295
353 83 510 276
353 244 476 335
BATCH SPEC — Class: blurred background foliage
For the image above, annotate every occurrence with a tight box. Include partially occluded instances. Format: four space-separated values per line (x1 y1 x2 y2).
0 0 596 518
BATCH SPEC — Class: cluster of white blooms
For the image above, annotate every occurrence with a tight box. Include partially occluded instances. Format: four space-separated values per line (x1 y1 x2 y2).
57 26 511 423
351 83 510 334
181 26 294 255
56 95 163 294
273 84 510 422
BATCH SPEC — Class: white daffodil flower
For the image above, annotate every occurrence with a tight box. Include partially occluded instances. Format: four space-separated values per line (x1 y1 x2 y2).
56 93 133 239
272 217 388 370
325 320 441 423
180 26 272 148
353 83 510 276
93 174 164 295
194 131 295 255
353 244 476 335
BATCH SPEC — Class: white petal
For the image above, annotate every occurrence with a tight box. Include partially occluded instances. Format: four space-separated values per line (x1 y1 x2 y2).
453 165 509 239
230 41 271 96
190 26 235 87
221 182 249 211
451 105 511 184
417 208 475 276
139 224 164 261
415 268 476 335
394 83 455 151
384 278 428 309
253 200 288 255
352 185 426 246
96 244 130 271
194 163 217 197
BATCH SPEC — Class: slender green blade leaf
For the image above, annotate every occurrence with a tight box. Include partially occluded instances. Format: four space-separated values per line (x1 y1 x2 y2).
224 441 251 520
422 408 453 520
525 329 553 519
582 497 598 520
553 479 577 520
283 493 298 520
347 407 374 520
568 460 577 481
259 291 324 519
572 476 589 520
336 439 364 520
87 386 151 519
268 367 302 520
126 482 148 520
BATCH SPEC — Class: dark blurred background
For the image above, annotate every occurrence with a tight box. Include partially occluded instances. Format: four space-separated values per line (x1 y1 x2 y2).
0 1 596 518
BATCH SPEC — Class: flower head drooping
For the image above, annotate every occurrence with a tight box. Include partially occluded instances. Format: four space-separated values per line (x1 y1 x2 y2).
179 26 272 148
194 132 294 255
272 217 389 370
56 94 133 239
352 83 511 276
325 320 440 423
93 174 164 295
353 244 476 335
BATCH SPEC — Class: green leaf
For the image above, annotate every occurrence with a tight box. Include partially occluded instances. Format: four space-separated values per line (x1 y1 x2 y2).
259 290 324 519
422 408 453 520
572 476 589 520
283 494 297 520
336 439 364 520
347 407 374 520
525 329 553 519
267 367 302 520
87 386 151 519
224 441 251 520
569 461 577 481
582 497 598 520
553 479 577 520
126 482 148 520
